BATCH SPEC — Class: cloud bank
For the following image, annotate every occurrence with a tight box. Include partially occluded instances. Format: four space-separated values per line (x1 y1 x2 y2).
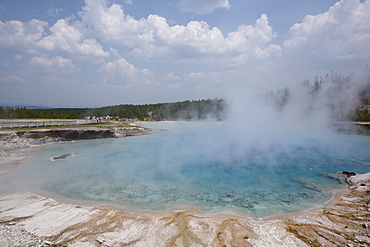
0 0 369 106
284 0 370 60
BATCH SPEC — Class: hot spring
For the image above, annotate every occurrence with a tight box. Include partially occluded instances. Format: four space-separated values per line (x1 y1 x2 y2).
4 121 370 217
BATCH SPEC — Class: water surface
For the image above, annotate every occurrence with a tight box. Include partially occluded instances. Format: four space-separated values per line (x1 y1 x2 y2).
5 121 370 217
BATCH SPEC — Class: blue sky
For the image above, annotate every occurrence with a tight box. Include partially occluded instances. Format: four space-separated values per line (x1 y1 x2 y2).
0 0 369 107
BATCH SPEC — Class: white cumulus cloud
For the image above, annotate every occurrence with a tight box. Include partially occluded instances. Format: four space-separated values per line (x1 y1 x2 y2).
29 56 77 72
78 0 151 46
284 0 370 60
165 72 181 80
177 0 230 14
227 14 282 62
0 19 47 51
100 58 154 86
0 74 27 84
46 7 63 17
100 58 138 77
145 13 280 61
0 16 110 61
78 0 280 63
37 19 110 59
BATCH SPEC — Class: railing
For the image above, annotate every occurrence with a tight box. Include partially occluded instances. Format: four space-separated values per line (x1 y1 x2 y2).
0 120 86 129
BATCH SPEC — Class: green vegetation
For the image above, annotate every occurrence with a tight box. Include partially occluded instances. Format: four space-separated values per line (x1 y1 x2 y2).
0 98 227 121
0 107 84 119
355 109 370 122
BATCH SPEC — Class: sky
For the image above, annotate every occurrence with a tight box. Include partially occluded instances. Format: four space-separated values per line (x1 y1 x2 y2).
0 0 369 107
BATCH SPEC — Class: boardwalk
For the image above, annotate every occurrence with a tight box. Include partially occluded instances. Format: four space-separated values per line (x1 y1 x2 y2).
353 121 370 126
0 120 88 129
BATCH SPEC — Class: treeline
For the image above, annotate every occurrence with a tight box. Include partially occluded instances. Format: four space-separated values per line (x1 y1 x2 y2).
0 107 85 119
264 69 370 121
0 98 227 121
302 70 370 121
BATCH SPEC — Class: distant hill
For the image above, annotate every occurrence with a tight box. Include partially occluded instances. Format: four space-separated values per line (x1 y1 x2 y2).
0 103 54 109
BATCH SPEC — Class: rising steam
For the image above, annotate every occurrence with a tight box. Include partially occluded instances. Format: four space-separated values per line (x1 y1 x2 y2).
192 67 370 162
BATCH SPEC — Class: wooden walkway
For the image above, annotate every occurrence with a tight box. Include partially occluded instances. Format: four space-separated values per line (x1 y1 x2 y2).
0 120 86 129
353 122 370 126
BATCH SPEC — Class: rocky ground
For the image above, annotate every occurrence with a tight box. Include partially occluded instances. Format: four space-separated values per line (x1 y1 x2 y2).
284 172 370 247
0 123 369 246
0 123 153 157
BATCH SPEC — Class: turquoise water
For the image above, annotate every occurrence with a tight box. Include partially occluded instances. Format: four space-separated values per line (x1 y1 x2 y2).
5 122 370 217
